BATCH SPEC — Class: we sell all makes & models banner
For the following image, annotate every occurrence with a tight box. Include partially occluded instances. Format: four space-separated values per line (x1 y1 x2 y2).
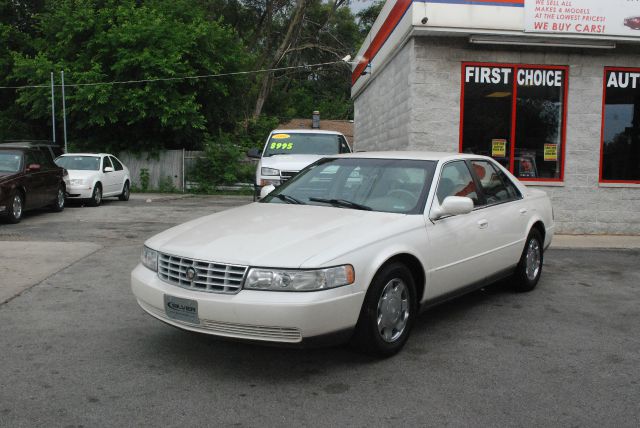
524 0 640 37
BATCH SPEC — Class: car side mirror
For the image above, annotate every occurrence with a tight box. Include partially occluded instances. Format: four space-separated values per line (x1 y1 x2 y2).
431 196 474 220
104 166 114 173
27 163 41 172
247 148 261 159
259 184 276 199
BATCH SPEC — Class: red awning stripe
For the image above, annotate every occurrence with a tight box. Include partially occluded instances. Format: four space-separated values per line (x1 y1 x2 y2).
352 0 525 86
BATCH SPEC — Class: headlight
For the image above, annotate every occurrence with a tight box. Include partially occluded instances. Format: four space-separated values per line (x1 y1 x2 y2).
70 178 85 185
245 265 354 291
261 167 280 176
141 246 158 272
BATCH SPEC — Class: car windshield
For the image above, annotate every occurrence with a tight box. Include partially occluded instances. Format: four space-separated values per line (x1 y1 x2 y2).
262 157 437 214
55 155 101 171
263 133 346 156
0 151 22 173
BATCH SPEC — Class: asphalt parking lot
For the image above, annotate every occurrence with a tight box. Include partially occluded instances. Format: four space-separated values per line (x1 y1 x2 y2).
1 194 639 427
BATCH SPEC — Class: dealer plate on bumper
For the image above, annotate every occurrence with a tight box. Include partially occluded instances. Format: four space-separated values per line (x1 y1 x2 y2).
164 295 199 324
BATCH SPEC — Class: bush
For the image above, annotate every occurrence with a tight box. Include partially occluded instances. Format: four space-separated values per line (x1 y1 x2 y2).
190 133 244 190
139 168 150 192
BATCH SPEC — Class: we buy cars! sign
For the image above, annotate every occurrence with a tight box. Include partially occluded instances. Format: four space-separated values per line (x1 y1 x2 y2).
524 0 640 37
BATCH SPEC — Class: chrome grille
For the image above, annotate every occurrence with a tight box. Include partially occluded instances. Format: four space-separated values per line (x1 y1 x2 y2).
280 171 298 182
158 252 247 294
137 300 302 343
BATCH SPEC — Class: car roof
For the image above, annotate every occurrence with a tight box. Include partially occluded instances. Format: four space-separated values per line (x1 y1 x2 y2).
270 129 344 135
58 153 112 157
332 151 495 162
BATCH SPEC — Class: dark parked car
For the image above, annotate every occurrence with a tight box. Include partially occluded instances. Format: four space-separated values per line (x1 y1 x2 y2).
0 145 66 223
624 16 640 30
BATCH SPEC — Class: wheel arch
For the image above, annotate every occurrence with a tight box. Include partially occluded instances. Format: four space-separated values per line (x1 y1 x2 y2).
374 253 427 305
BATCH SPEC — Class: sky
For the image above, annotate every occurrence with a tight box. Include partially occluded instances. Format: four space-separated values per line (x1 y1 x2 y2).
348 0 378 14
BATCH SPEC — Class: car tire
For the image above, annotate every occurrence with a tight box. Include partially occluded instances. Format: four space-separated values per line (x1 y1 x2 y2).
6 191 24 224
88 183 102 207
351 262 417 357
512 229 544 292
118 181 130 201
50 184 65 212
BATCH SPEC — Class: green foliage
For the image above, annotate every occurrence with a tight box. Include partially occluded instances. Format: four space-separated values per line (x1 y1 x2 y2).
190 133 250 190
139 168 150 192
7 0 252 152
0 0 367 154
157 175 176 192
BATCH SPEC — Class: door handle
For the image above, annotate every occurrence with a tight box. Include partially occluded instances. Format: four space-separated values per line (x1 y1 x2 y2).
478 219 489 229
519 208 528 215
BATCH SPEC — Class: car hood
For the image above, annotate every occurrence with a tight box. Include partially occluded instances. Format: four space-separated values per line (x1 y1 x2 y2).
146 203 421 268
66 170 100 180
260 154 326 172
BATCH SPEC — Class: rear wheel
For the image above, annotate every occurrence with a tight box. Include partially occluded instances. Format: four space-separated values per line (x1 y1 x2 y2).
88 183 102 207
6 192 24 223
118 181 130 201
512 229 544 292
351 262 416 357
50 185 65 212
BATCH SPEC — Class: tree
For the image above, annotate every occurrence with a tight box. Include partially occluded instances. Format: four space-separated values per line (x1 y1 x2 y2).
9 0 252 152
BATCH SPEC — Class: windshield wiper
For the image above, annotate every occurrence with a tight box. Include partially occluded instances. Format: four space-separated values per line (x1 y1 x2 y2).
275 193 306 205
309 197 372 211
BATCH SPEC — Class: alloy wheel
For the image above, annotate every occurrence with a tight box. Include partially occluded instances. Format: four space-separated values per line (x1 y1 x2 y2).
525 238 541 281
376 278 410 343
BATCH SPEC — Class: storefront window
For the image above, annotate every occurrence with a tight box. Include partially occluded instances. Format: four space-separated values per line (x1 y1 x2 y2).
460 63 568 181
601 67 640 183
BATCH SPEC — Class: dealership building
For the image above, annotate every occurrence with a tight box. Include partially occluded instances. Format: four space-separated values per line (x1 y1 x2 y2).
352 0 640 234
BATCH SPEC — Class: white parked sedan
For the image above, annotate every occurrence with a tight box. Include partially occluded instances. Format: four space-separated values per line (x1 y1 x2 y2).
132 152 554 356
55 153 130 206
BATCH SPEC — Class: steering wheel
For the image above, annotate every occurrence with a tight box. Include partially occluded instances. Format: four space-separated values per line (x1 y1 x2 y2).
388 189 417 203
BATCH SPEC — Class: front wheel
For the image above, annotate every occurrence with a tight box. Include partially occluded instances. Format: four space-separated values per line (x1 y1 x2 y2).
6 192 24 223
351 262 417 357
118 181 130 201
512 229 544 292
51 185 65 212
88 184 102 207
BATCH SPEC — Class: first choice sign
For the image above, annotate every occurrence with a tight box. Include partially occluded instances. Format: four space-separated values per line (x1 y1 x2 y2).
465 66 564 87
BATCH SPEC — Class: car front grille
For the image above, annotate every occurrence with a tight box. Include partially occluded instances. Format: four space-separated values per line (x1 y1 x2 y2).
280 171 298 182
137 300 303 343
158 252 248 294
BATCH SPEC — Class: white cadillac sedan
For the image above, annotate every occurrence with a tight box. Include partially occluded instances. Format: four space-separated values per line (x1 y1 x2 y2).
55 153 130 206
132 152 554 356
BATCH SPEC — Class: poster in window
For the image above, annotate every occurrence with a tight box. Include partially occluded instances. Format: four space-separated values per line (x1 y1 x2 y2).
543 144 558 161
517 152 538 178
491 139 507 158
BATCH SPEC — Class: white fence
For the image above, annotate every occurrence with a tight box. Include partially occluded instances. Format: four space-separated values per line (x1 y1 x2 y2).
118 150 202 191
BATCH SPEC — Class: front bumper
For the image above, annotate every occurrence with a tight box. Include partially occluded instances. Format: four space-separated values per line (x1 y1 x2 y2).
66 184 93 199
131 264 365 345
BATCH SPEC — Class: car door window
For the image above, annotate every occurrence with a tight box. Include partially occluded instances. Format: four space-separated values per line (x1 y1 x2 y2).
110 156 124 171
470 160 516 205
436 161 481 206
339 138 351 154
102 156 113 171
24 151 37 170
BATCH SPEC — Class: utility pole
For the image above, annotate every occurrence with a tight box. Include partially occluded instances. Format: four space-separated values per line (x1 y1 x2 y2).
61 71 68 153
50 72 56 143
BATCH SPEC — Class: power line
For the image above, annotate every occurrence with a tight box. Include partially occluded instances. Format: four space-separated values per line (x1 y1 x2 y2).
0 59 347 90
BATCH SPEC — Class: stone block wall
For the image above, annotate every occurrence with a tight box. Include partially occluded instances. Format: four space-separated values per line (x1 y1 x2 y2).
353 39 413 152
353 36 640 234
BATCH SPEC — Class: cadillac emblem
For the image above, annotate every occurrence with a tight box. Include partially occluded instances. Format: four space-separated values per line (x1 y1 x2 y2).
185 267 197 281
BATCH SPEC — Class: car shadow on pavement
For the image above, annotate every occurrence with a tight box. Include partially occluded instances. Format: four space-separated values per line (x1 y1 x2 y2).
131 281 516 383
